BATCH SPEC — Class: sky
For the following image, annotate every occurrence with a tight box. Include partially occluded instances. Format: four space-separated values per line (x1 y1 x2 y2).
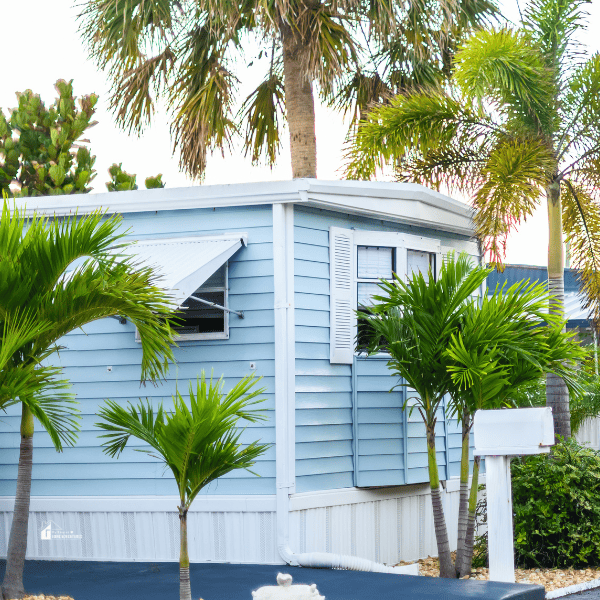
2 0 599 266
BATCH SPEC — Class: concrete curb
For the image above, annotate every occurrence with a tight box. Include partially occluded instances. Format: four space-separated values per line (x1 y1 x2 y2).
546 577 600 598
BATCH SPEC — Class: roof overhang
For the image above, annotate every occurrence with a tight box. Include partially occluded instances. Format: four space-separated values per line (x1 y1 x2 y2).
118 233 247 306
13 179 475 237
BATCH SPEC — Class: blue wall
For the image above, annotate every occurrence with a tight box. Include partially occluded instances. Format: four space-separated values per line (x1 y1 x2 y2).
0 205 276 496
293 206 476 493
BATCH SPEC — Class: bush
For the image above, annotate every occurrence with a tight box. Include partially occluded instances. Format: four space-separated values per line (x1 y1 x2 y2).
512 438 600 568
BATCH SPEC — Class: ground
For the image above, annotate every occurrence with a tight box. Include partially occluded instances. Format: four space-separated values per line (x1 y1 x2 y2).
0 560 542 600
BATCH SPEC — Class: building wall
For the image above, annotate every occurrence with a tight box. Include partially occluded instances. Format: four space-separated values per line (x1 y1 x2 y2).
0 204 277 497
293 206 478 493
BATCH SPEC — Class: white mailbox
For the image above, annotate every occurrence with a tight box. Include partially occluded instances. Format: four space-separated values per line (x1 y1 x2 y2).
473 406 555 585
474 407 554 456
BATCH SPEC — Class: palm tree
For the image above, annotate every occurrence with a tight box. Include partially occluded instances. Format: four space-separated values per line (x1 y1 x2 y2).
360 253 582 577
96 373 269 600
359 254 489 578
346 0 600 440
0 201 176 600
77 0 497 179
445 279 583 576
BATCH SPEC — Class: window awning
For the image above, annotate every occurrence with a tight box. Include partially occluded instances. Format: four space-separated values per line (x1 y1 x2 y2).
117 233 248 306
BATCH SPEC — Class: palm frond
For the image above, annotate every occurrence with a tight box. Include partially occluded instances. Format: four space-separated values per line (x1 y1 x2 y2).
473 138 554 263
169 24 239 178
454 27 556 134
345 90 501 180
110 47 175 134
96 372 269 506
239 72 285 166
523 0 590 74
562 179 600 327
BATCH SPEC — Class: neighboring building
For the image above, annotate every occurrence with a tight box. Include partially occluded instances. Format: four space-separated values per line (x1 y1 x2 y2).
0 180 479 566
487 264 593 342
487 264 599 450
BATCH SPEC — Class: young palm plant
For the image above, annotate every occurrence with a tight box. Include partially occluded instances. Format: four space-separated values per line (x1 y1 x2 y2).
96 373 269 600
360 253 583 577
346 0 600 440
77 0 497 179
359 253 489 578
446 280 583 577
0 201 176 600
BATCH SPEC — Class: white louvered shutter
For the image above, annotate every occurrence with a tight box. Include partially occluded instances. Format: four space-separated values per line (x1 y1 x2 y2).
329 227 355 364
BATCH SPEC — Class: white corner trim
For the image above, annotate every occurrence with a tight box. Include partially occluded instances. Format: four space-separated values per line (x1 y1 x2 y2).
546 577 600 599
0 495 276 513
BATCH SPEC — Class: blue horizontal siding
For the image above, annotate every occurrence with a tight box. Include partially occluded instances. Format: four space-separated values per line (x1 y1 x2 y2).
291 205 475 493
0 204 277 497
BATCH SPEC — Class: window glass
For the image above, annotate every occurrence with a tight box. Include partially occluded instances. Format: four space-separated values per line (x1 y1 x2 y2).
357 246 394 279
357 282 384 308
174 264 227 336
407 250 435 278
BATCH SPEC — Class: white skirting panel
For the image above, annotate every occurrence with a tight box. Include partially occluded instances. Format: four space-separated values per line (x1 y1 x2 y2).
289 481 466 565
0 496 281 564
0 482 473 564
575 417 600 450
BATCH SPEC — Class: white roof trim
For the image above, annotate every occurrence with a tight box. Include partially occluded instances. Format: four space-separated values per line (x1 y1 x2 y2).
118 233 247 306
13 179 474 236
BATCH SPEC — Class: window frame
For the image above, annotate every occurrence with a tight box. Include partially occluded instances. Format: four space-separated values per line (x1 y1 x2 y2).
353 231 441 356
135 262 230 343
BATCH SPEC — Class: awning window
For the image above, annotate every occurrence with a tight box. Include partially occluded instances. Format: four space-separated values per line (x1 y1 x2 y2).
117 233 248 306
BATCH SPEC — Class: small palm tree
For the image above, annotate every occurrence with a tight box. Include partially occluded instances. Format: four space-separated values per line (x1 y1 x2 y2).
346 0 600 440
360 253 582 578
445 280 583 576
0 201 176 600
77 0 497 179
96 373 269 600
359 254 489 578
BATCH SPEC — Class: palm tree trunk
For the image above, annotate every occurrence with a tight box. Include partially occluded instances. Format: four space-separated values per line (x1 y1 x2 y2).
179 505 191 600
455 413 471 576
2 404 34 600
546 181 571 440
427 425 454 578
458 455 480 577
280 22 317 179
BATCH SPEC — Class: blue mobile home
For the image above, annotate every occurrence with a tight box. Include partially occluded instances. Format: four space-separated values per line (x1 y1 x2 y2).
0 179 479 567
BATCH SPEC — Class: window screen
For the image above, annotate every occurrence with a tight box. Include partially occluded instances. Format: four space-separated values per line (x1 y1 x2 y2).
407 250 435 279
174 264 227 336
357 246 394 307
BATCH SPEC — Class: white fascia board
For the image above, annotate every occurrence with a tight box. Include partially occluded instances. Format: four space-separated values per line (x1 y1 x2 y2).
12 178 474 237
304 189 473 236
0 495 276 513
13 180 306 217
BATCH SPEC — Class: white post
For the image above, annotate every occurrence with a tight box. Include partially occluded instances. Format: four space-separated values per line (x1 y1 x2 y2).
485 455 515 583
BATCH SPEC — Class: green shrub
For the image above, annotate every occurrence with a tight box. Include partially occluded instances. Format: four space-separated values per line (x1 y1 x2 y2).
512 438 600 568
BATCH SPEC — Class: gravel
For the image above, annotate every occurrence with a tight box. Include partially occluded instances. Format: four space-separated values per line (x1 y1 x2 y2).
403 555 600 592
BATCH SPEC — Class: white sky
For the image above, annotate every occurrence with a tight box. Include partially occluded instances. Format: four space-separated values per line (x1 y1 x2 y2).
2 0 599 266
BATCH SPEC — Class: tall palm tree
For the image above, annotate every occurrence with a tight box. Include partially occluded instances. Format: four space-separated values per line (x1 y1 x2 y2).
0 201 176 600
78 0 497 179
360 254 582 577
346 0 600 440
96 373 269 600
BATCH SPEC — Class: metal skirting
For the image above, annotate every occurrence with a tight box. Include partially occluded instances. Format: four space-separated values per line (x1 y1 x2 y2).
0 486 466 564
575 417 600 450
289 484 463 565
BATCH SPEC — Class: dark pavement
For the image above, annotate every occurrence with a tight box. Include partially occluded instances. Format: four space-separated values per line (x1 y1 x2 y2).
0 560 545 599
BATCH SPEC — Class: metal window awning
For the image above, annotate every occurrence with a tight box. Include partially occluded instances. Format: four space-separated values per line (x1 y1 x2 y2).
116 233 248 306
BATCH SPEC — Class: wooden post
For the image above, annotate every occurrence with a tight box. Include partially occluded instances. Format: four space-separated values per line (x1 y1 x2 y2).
485 456 515 583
